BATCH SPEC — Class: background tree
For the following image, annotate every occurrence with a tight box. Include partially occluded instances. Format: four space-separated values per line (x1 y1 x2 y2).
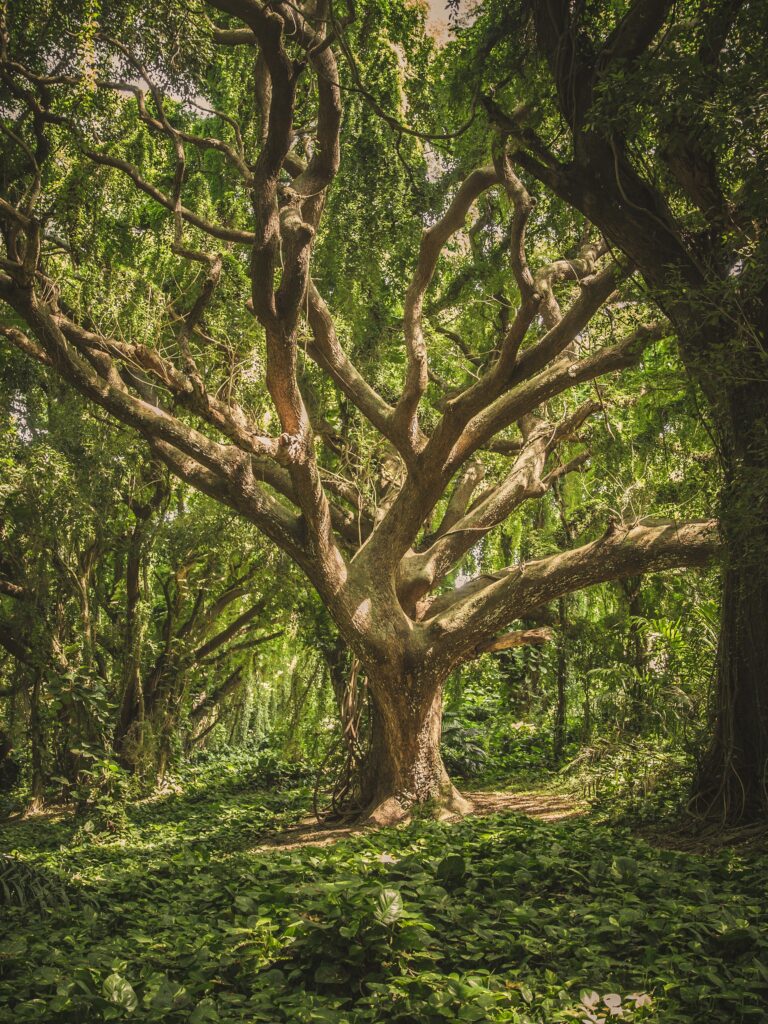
0 353 290 800
452 0 768 824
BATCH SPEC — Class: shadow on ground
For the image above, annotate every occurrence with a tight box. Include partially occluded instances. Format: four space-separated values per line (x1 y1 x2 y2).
254 786 584 851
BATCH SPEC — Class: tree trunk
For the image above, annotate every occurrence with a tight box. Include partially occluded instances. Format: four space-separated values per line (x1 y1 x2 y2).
553 595 568 764
114 524 146 765
620 577 649 734
27 673 45 813
582 671 592 744
693 383 768 823
360 669 471 824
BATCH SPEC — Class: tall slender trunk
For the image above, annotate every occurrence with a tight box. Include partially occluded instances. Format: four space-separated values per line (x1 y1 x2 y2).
553 595 568 763
553 482 572 762
620 577 649 734
114 524 145 763
360 666 471 824
27 673 45 812
582 670 592 743
114 470 167 770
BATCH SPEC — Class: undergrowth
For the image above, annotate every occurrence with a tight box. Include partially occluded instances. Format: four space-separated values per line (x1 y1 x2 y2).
1 752 766 1023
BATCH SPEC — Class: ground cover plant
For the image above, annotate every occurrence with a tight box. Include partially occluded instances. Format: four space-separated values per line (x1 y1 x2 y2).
1 757 767 1023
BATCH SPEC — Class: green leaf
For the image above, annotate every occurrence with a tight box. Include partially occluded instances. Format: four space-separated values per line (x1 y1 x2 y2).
189 1000 220 1023
102 973 138 1012
374 887 403 926
437 854 467 885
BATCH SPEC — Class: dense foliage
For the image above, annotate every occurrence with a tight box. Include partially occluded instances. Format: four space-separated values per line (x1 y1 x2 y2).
1 757 767 1023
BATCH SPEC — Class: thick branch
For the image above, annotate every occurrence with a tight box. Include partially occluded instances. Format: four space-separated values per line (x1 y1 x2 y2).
0 281 310 567
598 0 675 67
0 620 32 665
475 626 553 654
0 578 27 600
448 321 663 469
194 600 269 661
305 281 396 442
85 151 255 244
404 406 595 606
394 166 499 445
428 519 719 657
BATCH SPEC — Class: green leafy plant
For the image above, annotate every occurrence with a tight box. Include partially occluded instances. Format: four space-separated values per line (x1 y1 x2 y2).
0 853 70 910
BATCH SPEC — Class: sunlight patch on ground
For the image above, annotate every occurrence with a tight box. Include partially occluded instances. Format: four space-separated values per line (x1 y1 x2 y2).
251 786 585 852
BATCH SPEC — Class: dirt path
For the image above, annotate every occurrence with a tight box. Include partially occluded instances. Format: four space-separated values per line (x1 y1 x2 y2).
467 787 584 822
253 787 584 852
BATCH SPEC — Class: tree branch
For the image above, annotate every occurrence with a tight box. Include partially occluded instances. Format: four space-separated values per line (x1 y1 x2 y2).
475 625 553 654
85 151 255 244
598 0 675 68
428 519 719 657
394 166 500 446
446 320 663 470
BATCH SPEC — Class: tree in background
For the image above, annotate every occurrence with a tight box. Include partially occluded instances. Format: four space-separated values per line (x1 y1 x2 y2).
457 0 767 823
0 1 717 820
0 359 288 799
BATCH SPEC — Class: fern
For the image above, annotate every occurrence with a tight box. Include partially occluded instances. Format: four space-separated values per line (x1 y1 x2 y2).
0 854 70 910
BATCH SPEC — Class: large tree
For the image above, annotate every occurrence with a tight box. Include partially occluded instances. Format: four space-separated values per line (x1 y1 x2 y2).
458 0 767 823
0 0 716 820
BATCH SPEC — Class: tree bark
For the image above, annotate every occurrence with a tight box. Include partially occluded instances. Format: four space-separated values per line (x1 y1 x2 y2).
693 384 768 823
553 595 568 764
27 673 45 812
360 668 471 824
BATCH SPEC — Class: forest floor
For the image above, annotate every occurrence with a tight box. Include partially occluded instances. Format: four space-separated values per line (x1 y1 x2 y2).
2 762 767 1023
256 785 584 851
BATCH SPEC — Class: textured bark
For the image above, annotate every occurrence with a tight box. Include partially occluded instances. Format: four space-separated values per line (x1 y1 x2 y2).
361 669 470 823
693 386 768 823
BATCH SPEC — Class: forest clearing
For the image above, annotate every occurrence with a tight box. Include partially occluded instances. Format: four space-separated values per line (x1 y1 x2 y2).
1 0 767 1020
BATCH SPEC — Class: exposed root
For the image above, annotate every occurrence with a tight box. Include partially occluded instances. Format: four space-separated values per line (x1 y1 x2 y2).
252 786 578 852
23 797 46 818
361 783 474 827
363 796 409 827
446 785 474 816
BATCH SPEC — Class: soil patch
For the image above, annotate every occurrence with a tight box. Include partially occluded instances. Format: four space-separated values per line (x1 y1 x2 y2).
253 786 585 852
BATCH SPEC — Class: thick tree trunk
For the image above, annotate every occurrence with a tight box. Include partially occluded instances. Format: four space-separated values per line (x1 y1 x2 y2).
693 384 768 823
360 669 471 824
